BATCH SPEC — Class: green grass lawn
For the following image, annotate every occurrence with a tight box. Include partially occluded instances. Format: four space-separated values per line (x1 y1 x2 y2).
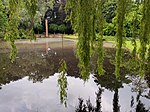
64 34 142 51
64 34 116 41
103 35 116 41
125 40 140 51
103 36 142 52
64 34 78 39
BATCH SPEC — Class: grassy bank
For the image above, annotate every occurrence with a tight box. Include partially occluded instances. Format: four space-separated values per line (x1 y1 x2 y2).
64 34 141 51
64 34 78 39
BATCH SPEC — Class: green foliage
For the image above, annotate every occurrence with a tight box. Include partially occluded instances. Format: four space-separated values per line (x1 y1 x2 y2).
115 0 127 78
76 0 93 81
19 29 30 39
46 23 68 34
103 1 143 37
125 2 142 37
24 0 38 36
3 0 150 79
0 0 5 12
0 12 7 31
146 46 150 72
104 23 116 36
97 0 105 75
66 0 105 80
58 59 68 107
0 12 8 38
139 0 150 77
103 0 117 23
130 2 141 59
58 24 66 33
4 0 20 62
65 0 79 32
0 0 8 38
24 0 38 19
33 23 43 34
49 23 58 33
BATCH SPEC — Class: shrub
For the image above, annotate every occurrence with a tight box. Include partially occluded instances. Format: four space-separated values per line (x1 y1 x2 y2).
104 23 116 36
49 24 58 33
33 23 44 34
58 24 66 33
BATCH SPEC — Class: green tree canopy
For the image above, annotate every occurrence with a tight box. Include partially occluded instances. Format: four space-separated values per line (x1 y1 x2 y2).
2 0 150 79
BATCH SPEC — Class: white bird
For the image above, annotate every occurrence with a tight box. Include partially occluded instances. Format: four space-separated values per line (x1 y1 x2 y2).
47 47 57 56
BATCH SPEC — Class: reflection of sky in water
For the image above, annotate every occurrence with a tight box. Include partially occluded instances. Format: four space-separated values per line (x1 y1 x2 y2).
119 84 150 112
0 74 149 112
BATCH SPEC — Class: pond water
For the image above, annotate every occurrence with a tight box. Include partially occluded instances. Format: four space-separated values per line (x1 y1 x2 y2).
0 39 149 112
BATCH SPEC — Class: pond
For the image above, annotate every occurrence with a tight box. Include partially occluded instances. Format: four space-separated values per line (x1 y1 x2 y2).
0 38 149 112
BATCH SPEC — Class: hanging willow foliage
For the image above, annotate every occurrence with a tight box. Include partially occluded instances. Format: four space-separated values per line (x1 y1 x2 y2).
7 0 150 79
96 0 105 75
66 0 105 80
147 46 150 71
90 0 96 50
76 0 93 81
58 59 68 107
5 0 20 62
24 0 38 37
66 0 94 80
115 0 127 78
131 2 140 59
139 0 150 77
4 0 38 62
65 0 79 31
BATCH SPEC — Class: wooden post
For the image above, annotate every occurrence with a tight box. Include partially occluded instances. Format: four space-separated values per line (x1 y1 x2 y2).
45 19 48 37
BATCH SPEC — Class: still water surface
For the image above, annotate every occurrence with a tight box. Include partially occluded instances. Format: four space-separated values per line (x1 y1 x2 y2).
0 39 149 112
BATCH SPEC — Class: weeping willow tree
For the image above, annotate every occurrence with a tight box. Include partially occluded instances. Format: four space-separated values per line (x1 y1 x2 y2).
23 0 38 37
76 0 93 80
5 0 150 78
66 0 93 80
4 0 39 62
96 0 105 75
115 0 127 78
65 0 79 31
131 1 140 59
5 0 20 62
66 0 105 80
139 0 150 77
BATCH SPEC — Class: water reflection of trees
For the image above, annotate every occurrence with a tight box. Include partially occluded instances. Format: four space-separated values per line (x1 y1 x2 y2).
95 74 121 112
75 88 119 112
130 95 150 112
75 87 103 112
0 52 56 87
94 69 149 112
0 48 149 111
113 88 120 112
75 88 120 112
76 75 149 112
129 75 150 112
0 48 79 88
